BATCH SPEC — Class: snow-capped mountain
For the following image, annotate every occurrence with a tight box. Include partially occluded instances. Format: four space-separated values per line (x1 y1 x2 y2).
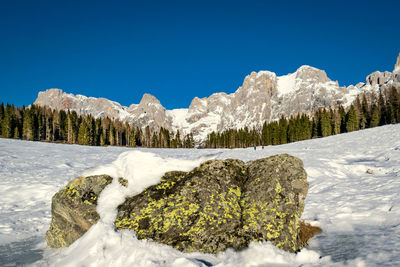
34 52 400 143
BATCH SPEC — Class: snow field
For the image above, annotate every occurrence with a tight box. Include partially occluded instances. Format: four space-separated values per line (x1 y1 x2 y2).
0 124 399 266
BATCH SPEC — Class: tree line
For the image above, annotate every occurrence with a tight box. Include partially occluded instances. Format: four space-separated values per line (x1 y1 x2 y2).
205 86 400 148
1 86 399 149
0 104 195 148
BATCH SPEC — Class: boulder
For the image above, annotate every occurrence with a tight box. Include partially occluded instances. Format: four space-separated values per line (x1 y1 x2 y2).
45 175 113 248
116 159 246 253
115 154 308 253
45 154 310 254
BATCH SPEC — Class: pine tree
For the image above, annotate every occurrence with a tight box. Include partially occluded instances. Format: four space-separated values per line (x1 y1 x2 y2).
361 94 370 126
59 110 67 141
109 124 116 146
88 116 95 145
261 122 272 145
151 132 159 148
38 112 46 141
52 110 60 141
378 91 387 125
370 104 380 128
332 109 341 135
354 97 366 129
134 127 143 147
278 116 288 144
312 118 319 138
388 86 399 123
190 133 195 148
2 104 15 138
22 108 35 140
320 109 332 137
45 108 53 141
300 114 312 140
14 107 24 140
287 116 297 143
144 126 151 147
128 130 136 147
13 126 20 139
270 122 280 145
175 130 182 148
78 119 91 145
338 106 346 133
0 103 4 136
67 111 78 144
346 105 359 132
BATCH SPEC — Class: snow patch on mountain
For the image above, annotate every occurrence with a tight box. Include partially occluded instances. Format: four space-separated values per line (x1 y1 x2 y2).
277 72 297 96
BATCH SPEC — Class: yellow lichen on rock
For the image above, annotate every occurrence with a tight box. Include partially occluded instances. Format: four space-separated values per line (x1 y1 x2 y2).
48 155 311 254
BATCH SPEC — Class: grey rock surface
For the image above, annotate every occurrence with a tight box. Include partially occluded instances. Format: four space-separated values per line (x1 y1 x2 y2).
45 175 113 248
366 71 393 87
395 51 400 72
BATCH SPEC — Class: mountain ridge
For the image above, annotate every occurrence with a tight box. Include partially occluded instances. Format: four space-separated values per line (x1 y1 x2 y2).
33 52 400 144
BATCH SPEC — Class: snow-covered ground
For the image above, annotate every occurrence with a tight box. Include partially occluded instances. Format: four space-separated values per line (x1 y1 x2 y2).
1 124 400 266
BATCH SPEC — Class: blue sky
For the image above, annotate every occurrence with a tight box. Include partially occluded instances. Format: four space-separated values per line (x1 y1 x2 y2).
1 0 399 109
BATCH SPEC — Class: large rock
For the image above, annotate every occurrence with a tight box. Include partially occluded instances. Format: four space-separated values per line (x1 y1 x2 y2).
115 154 308 253
45 154 310 253
46 175 113 248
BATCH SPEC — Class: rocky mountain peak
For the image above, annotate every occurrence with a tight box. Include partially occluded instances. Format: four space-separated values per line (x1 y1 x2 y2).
243 71 277 86
35 88 64 106
188 97 207 113
129 93 170 130
295 65 330 83
45 88 63 96
139 93 161 106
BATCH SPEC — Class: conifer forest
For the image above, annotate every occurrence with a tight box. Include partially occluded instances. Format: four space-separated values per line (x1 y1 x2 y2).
205 86 399 148
0 103 194 148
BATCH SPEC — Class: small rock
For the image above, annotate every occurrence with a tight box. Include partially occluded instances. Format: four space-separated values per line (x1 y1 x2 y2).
118 177 128 187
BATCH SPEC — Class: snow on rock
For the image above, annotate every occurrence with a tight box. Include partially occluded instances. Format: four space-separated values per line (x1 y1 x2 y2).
1 124 400 266
277 72 297 96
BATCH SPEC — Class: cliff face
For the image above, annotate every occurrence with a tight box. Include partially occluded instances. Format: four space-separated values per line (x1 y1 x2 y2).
33 53 400 144
395 51 400 72
393 51 400 83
